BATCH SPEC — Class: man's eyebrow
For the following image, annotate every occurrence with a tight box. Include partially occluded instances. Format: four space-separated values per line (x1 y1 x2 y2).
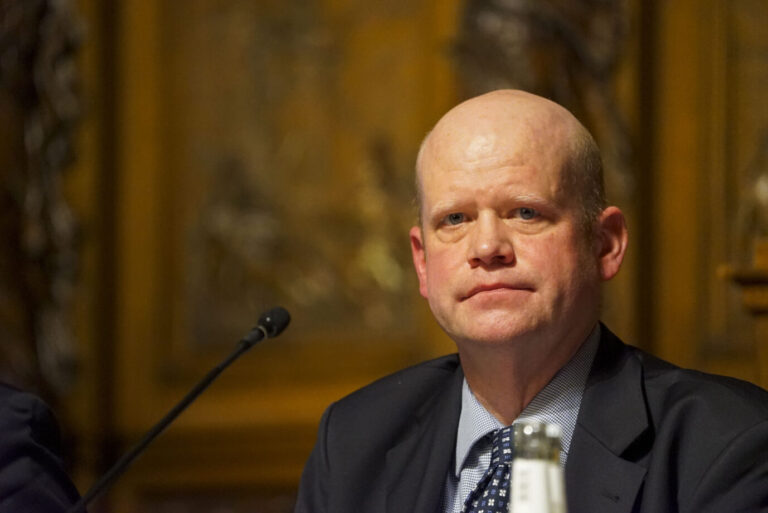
427 194 553 214
426 199 475 221
507 194 549 205
429 200 468 213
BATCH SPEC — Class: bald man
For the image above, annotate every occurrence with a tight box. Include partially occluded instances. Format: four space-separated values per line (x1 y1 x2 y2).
295 91 768 513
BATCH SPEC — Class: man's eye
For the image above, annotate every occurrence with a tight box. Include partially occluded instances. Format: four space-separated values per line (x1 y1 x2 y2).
518 207 538 220
443 213 466 226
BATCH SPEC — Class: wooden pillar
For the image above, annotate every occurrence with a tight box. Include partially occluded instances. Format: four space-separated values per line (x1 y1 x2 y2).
723 240 768 389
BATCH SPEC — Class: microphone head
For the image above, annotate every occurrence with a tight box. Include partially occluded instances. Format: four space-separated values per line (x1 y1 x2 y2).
258 306 291 337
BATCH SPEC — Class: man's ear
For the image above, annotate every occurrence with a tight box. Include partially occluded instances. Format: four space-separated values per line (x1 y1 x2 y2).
409 226 429 298
594 206 628 281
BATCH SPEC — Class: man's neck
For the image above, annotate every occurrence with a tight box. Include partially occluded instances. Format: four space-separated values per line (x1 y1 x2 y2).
457 324 596 425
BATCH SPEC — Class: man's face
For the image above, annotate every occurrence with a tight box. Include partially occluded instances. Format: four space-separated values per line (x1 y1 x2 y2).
410 103 602 352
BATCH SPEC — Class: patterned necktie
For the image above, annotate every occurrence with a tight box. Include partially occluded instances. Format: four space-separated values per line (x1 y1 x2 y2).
461 426 514 513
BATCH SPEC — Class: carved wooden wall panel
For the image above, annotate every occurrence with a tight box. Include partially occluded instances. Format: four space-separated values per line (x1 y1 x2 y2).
105 1 462 510
0 0 80 401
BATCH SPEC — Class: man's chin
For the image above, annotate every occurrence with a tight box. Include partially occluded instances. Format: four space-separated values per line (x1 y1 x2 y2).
432 305 547 344
448 321 545 348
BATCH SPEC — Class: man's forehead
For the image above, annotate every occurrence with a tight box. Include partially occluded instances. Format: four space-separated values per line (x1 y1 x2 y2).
465 133 497 160
426 125 544 166
421 122 568 185
415 90 586 208
423 95 572 165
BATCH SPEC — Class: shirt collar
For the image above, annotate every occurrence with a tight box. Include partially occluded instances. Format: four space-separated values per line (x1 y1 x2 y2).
454 324 601 476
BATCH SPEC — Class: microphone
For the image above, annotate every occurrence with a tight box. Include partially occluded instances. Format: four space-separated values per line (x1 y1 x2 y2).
67 306 291 513
242 305 291 343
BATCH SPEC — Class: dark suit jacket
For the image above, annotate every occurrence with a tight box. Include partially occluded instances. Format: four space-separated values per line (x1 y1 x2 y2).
295 327 768 513
0 384 81 513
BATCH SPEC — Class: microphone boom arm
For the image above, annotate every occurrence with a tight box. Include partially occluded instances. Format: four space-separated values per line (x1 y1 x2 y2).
67 306 291 513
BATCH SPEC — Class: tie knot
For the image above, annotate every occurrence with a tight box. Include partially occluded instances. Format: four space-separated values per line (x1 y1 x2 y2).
490 426 514 465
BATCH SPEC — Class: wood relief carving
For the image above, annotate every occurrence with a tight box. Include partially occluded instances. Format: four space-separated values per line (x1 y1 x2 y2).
157 1 426 362
0 0 80 396
455 0 635 200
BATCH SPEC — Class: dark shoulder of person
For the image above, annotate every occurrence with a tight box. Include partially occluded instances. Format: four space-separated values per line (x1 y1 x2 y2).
330 354 461 417
633 346 768 470
0 382 82 513
637 347 768 421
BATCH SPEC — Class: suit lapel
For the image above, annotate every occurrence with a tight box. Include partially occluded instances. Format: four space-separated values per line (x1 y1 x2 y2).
566 326 649 513
385 363 464 513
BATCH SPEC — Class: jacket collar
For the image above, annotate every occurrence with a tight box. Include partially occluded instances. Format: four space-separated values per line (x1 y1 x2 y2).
566 325 650 513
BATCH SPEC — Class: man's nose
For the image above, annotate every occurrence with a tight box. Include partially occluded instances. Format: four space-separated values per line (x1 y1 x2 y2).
467 214 515 267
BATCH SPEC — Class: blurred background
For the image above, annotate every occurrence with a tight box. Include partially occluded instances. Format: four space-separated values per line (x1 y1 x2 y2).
1 0 768 511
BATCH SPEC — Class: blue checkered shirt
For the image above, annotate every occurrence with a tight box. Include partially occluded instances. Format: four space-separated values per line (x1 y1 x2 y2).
441 325 600 513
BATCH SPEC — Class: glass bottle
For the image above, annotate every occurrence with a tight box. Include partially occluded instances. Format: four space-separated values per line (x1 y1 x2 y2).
509 421 567 513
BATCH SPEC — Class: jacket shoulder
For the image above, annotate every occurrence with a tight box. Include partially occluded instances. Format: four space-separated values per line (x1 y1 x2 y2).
601 330 768 429
331 354 461 417
638 348 768 424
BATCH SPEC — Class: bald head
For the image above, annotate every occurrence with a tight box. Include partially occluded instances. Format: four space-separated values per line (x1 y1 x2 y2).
416 90 605 233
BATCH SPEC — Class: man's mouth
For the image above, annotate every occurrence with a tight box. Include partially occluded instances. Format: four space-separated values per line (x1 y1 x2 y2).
461 283 534 301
